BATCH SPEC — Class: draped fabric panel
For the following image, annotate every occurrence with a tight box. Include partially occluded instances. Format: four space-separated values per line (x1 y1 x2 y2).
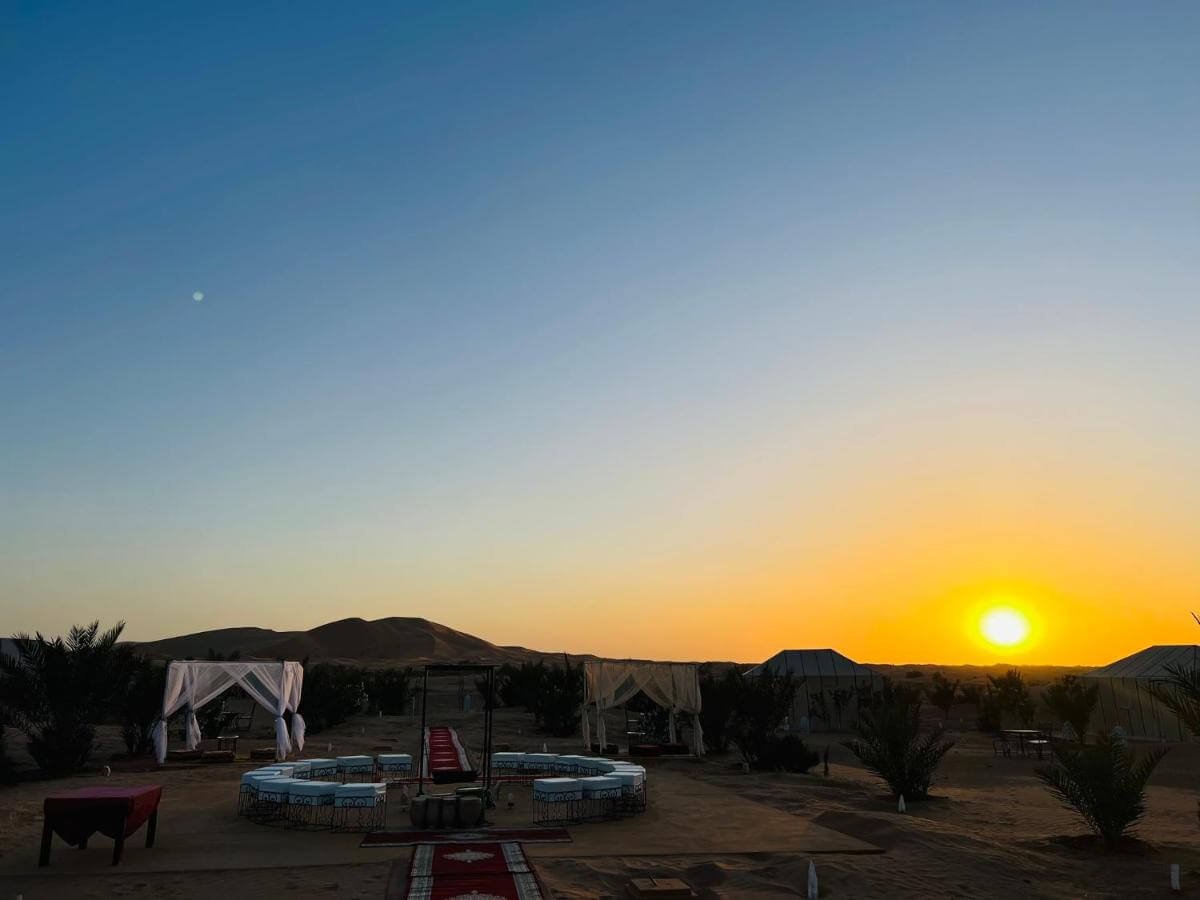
153 661 306 763
583 660 704 756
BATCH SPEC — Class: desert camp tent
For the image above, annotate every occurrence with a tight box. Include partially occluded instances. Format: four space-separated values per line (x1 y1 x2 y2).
1083 645 1199 742
747 649 882 733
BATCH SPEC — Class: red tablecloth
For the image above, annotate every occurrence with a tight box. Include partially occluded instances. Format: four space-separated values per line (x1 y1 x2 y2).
43 786 162 846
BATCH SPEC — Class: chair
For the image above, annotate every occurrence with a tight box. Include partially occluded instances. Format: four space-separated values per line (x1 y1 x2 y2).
336 755 375 783
609 767 647 816
376 753 413 783
296 758 338 780
332 783 387 832
992 737 1012 758
286 781 339 830
579 775 622 821
532 778 583 826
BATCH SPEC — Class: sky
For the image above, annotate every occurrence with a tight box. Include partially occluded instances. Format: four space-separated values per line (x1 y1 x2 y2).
2 2 1199 665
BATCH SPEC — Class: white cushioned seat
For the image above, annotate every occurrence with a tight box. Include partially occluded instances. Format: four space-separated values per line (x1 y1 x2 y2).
376 753 412 772
336 755 375 773
288 780 340 802
255 777 300 804
532 777 583 801
491 751 523 768
579 775 623 798
289 760 312 778
296 758 338 778
609 768 646 789
523 753 556 772
333 782 387 807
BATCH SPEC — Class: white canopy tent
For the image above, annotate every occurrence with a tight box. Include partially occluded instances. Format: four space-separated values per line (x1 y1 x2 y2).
153 660 306 764
582 659 705 756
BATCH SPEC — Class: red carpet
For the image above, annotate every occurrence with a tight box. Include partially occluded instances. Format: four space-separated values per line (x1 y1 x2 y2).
362 827 571 847
424 725 474 782
402 841 546 899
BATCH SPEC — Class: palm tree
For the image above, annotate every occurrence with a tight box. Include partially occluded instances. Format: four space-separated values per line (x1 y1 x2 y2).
0 621 132 776
1036 735 1167 850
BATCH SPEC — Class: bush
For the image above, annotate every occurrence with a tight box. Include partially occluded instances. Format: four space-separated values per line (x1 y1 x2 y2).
844 681 954 799
976 687 1004 732
758 733 820 773
492 657 582 737
1147 664 1200 738
0 723 13 784
365 667 416 716
728 669 798 768
1035 735 1167 849
698 666 739 752
0 622 133 776
929 672 959 721
989 669 1035 727
1042 675 1099 743
300 663 367 734
120 656 165 757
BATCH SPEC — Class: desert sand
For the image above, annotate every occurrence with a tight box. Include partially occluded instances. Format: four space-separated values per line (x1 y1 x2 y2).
1 702 1197 899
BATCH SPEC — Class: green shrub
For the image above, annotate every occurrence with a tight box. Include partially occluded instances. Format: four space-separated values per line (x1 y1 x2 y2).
300 663 367 733
365 667 416 716
1042 675 1099 743
728 669 798 768
0 622 133 776
698 666 739 752
844 681 954 799
759 733 820 773
1035 735 1167 849
120 656 165 757
929 673 959 721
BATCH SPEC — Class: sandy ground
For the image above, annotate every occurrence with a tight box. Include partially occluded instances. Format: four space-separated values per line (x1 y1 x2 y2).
0 705 1197 898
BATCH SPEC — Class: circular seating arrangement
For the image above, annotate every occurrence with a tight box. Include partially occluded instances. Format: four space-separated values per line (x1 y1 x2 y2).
504 753 649 824
237 757 393 832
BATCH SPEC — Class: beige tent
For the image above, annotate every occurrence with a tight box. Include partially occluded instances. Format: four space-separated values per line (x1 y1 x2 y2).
747 649 882 733
582 659 704 755
1083 645 1199 742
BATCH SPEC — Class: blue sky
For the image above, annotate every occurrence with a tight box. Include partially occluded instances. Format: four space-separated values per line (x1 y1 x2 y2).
2 2 1198 661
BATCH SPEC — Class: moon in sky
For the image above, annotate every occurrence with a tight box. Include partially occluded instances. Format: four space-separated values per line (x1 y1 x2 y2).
193 291 204 302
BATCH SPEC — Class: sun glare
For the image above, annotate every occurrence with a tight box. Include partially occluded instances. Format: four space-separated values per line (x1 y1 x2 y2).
979 607 1031 648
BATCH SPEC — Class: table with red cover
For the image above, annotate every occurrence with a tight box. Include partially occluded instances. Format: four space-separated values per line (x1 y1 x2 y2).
40 785 162 866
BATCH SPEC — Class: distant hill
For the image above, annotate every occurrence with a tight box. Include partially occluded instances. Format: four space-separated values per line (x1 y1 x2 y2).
135 617 553 666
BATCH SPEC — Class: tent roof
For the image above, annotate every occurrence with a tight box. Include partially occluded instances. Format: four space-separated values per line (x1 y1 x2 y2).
1085 645 1200 679
746 649 879 679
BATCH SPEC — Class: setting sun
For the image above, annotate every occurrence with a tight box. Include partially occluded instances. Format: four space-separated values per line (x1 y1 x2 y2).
979 607 1032 648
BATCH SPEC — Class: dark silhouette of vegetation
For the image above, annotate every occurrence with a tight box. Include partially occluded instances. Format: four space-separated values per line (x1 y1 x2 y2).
1042 675 1100 743
0 723 13 783
120 655 165 757
844 681 954 799
929 673 960 721
759 732 820 773
698 666 739 752
493 656 583 737
365 667 416 716
300 663 367 734
728 669 799 768
976 687 1004 732
0 622 133 776
1035 735 1167 850
988 669 1036 727
809 691 831 727
830 688 852 729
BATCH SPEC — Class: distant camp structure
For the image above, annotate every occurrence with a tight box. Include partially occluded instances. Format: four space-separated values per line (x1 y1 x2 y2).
1083 645 1200 742
747 649 882 733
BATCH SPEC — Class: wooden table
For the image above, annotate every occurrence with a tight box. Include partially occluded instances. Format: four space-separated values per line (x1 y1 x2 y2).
40 785 162 866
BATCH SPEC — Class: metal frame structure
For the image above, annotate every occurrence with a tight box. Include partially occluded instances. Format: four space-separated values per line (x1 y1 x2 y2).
415 663 495 799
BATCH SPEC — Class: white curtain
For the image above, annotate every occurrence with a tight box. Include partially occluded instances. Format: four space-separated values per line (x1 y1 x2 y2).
154 661 306 764
583 660 705 756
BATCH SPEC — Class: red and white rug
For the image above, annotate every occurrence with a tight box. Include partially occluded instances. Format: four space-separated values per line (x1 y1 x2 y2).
403 841 546 900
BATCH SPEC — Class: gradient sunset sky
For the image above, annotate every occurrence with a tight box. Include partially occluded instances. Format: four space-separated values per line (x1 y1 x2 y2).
3 3 1199 665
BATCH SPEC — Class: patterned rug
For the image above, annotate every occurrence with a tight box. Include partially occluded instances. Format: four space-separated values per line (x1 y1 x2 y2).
363 827 570 847
398 841 546 900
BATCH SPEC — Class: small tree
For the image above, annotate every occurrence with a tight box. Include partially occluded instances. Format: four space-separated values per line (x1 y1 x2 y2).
120 655 165 757
1043 675 1099 744
809 692 831 728
1035 735 1167 850
729 669 799 768
1147 663 1200 739
844 681 954 799
929 673 960 722
698 666 739 752
988 669 1034 728
300 663 367 734
830 688 852 730
532 655 583 737
365 667 416 716
0 622 133 776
